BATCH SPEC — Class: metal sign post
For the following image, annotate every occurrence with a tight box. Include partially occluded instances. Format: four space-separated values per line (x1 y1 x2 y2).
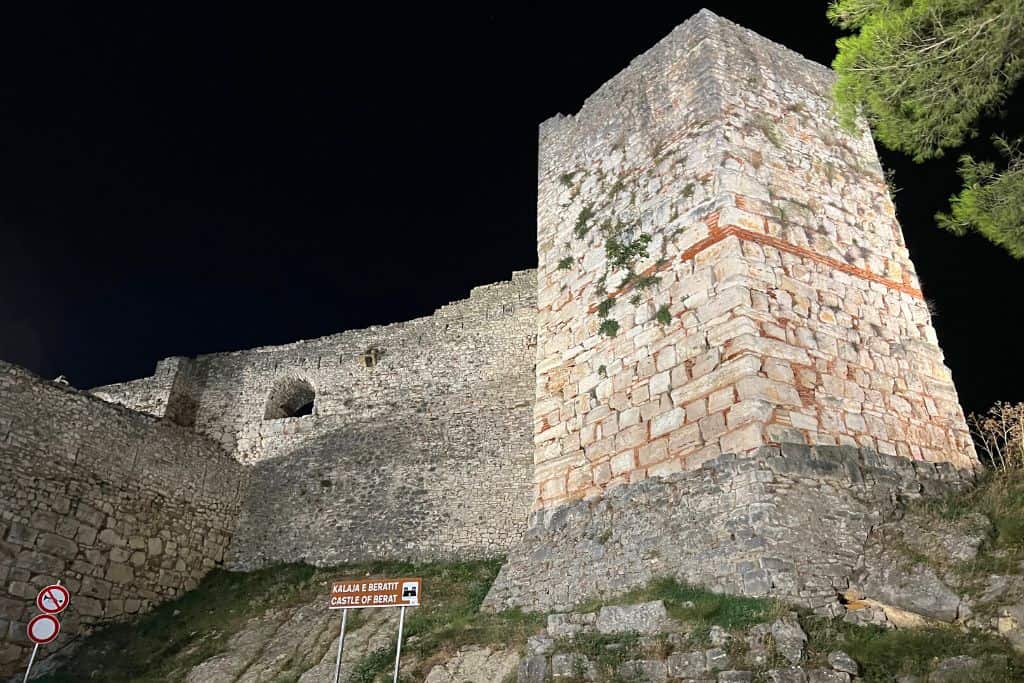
326 577 420 683
331 608 348 683
22 644 38 683
23 579 69 682
392 605 406 683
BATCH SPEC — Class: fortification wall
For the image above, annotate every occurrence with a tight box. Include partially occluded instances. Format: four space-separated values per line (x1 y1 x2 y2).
532 9 976 510
92 272 538 569
227 401 532 569
484 444 974 613
0 362 245 677
224 272 537 568
92 356 198 427
94 271 537 464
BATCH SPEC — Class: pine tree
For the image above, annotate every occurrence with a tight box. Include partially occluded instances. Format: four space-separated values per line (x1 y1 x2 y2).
938 137 1024 258
829 0 1024 258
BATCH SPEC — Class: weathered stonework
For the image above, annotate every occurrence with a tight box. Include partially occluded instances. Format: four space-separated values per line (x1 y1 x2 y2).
484 444 974 614
98 271 538 570
0 8 984 676
227 380 532 569
532 9 976 510
1 273 537 677
93 270 536 468
0 362 245 674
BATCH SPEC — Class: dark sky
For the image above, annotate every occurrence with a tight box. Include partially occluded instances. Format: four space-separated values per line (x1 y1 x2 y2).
0 3 1020 414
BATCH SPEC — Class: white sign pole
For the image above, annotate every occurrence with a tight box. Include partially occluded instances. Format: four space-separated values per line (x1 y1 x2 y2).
392 605 406 683
331 608 348 683
22 645 39 683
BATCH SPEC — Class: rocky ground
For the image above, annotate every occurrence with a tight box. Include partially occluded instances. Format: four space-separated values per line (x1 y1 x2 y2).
25 471 1024 682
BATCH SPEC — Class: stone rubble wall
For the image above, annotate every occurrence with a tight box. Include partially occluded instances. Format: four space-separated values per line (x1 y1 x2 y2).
90 272 538 570
94 270 537 465
0 361 246 678
91 357 176 418
483 444 974 614
91 355 199 428
226 270 535 470
533 9 975 510
226 401 533 570
224 273 536 568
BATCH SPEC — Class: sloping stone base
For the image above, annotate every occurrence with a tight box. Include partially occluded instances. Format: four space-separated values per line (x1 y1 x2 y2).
483 445 975 614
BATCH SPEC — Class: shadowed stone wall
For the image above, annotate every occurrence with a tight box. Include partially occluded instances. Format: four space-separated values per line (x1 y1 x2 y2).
0 362 245 678
94 271 536 466
228 406 531 570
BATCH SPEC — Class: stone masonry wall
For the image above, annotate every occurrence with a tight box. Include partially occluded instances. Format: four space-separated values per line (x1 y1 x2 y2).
225 272 536 568
484 444 974 614
533 9 976 510
93 271 537 570
227 402 531 570
0 361 245 678
92 356 198 427
93 271 536 465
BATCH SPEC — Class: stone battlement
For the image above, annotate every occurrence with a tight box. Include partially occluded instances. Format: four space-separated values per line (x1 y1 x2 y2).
92 269 537 464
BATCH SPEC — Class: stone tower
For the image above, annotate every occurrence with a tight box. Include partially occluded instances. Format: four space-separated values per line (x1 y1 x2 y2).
484 10 978 614
532 9 977 510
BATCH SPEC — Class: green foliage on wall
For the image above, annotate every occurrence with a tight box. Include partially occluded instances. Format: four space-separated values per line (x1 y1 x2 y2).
656 304 672 326
598 319 620 337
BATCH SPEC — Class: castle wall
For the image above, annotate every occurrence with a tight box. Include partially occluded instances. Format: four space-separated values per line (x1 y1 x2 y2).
92 356 199 427
227 402 532 570
92 272 538 570
224 272 536 568
0 362 245 677
96 271 537 465
532 9 976 510
484 444 973 613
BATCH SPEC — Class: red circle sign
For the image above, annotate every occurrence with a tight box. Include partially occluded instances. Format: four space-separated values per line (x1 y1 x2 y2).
27 614 61 645
36 585 70 615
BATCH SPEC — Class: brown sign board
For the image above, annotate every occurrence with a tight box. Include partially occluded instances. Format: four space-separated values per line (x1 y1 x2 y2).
329 577 421 610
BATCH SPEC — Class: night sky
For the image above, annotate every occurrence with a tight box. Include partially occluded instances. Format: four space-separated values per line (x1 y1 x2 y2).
1 3 1020 414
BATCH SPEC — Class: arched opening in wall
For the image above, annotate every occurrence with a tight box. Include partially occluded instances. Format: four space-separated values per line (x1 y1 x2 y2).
264 378 316 420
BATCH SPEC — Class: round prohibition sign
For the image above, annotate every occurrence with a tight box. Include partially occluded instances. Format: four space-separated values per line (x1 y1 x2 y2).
36 584 70 614
27 614 61 645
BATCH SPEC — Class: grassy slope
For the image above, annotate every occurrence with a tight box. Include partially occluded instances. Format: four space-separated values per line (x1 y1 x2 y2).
915 468 1024 597
37 559 543 683
36 471 1024 682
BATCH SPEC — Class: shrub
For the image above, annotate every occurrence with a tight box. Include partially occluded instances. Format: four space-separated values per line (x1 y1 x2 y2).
969 401 1024 472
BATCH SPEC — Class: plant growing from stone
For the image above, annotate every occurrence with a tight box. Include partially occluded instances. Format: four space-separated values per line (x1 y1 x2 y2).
598 319 620 337
656 304 672 326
